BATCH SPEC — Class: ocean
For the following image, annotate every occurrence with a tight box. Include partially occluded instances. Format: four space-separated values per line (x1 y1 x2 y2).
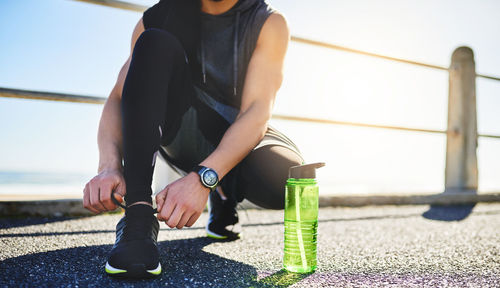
0 171 90 197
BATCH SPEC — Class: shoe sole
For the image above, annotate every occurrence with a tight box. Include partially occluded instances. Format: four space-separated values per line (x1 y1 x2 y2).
205 226 241 240
206 228 228 239
105 261 161 278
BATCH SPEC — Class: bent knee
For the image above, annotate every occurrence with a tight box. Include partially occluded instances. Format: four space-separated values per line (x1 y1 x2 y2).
134 28 184 59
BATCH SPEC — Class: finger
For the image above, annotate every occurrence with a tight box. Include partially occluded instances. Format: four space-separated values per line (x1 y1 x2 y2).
115 182 126 199
99 184 117 211
89 182 106 212
112 189 124 205
83 184 100 214
185 212 201 227
114 182 126 208
83 185 90 208
176 212 192 229
155 188 167 212
166 206 184 228
158 198 175 222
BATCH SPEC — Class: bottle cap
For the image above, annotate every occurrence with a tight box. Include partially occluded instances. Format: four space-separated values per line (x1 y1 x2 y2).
288 162 325 179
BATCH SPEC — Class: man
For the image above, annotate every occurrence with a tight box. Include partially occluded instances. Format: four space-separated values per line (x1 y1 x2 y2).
83 0 303 278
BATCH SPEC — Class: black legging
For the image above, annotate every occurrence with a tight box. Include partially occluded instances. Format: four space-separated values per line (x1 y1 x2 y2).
122 28 303 209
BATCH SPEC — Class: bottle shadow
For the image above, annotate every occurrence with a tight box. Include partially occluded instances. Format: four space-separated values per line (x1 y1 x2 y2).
259 269 313 287
422 204 476 221
421 189 477 222
0 236 308 287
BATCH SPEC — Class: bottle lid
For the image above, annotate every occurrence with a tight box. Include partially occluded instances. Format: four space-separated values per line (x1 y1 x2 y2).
288 162 325 179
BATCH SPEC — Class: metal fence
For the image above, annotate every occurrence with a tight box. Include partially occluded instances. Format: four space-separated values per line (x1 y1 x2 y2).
1 0 500 195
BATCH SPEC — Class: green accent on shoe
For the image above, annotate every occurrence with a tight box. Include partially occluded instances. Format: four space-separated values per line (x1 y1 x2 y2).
105 262 127 274
206 232 228 239
147 264 162 275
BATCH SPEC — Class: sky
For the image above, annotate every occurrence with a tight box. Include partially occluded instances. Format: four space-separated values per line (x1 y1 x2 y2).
0 0 499 194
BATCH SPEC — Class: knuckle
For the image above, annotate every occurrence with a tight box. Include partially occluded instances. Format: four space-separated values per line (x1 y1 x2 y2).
159 217 166 223
193 214 200 222
101 192 110 200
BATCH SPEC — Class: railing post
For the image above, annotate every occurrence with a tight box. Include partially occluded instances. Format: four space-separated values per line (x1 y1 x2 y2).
445 47 478 193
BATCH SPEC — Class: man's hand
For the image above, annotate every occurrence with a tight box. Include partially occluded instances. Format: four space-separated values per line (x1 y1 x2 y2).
83 169 126 214
156 172 210 229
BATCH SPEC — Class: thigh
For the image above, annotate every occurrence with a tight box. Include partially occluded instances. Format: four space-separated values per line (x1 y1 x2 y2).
236 144 304 210
160 106 217 172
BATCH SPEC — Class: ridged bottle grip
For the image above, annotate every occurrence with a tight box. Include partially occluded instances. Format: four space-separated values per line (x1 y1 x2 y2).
283 178 319 273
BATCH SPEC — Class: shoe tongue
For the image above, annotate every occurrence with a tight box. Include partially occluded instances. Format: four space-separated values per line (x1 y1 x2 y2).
125 204 154 217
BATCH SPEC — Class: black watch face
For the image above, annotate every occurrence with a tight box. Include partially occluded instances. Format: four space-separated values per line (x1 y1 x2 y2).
202 170 218 187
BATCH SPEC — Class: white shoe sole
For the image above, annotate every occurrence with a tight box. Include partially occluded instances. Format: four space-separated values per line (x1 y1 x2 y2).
105 261 162 276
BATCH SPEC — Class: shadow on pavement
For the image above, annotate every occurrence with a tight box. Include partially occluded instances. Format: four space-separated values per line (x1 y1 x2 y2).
0 214 422 237
259 269 312 287
6 208 499 238
422 204 476 221
0 216 78 229
0 236 308 287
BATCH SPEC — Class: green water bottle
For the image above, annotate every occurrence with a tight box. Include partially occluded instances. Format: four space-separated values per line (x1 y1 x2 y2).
283 162 325 273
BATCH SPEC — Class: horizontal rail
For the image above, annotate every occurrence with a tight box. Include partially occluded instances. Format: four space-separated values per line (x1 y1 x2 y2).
73 0 147 12
70 0 500 82
291 36 500 81
272 114 446 135
3 87 500 139
0 87 106 104
291 36 448 71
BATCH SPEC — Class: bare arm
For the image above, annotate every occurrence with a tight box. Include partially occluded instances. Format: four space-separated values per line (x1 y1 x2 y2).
201 13 289 177
156 13 290 228
83 18 145 213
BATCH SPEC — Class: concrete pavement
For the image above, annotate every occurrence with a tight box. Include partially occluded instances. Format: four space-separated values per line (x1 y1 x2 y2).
1 204 499 287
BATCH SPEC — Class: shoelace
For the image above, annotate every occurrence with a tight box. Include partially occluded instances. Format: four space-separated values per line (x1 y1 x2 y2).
111 191 158 214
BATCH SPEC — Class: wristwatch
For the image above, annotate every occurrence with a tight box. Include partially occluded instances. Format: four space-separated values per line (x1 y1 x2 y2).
192 165 219 192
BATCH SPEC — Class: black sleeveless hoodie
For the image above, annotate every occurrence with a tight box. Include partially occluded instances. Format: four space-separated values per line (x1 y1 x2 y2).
143 0 274 123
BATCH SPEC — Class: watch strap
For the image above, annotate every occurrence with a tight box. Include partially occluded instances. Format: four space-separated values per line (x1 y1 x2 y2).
192 165 218 192
191 165 204 174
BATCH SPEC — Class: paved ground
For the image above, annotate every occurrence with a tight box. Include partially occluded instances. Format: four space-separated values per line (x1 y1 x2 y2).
0 204 499 287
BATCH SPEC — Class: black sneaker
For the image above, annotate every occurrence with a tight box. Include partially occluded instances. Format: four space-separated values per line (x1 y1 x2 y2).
105 204 161 278
206 189 240 240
